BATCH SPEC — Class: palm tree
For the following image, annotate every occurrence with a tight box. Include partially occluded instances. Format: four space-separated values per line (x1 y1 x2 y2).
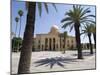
61 5 95 59
91 24 96 48
18 2 57 74
13 17 19 51
18 10 24 37
81 23 93 54
63 31 67 53
15 17 19 37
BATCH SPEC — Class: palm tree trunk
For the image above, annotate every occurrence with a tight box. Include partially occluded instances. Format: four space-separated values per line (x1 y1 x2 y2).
15 22 18 37
18 2 36 74
93 33 96 49
88 34 93 54
17 17 21 51
74 23 83 59
18 17 21 37
13 22 18 52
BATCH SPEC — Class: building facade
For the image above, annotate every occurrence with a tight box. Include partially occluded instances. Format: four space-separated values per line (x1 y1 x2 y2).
33 25 76 51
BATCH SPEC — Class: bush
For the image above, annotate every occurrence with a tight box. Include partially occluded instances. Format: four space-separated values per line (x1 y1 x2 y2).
12 37 22 52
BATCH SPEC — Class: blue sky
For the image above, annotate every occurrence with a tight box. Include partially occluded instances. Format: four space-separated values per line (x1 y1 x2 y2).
11 0 96 43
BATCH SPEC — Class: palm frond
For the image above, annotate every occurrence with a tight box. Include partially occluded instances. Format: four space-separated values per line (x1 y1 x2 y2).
44 3 49 13
62 21 73 29
80 7 90 17
66 10 73 17
15 17 19 22
81 30 88 39
37 3 57 17
61 17 72 23
52 3 57 12
18 10 24 16
81 19 95 24
81 14 95 20
38 2 42 17
69 25 74 32
73 5 76 12
90 23 96 33
79 7 84 16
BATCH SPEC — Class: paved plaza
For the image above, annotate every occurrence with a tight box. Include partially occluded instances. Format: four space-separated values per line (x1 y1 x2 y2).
11 50 96 74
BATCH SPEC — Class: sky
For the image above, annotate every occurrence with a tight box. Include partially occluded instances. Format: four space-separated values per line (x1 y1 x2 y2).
11 0 96 43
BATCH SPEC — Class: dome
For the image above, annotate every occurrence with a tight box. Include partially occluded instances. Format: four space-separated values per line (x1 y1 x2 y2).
49 25 59 35
51 25 59 30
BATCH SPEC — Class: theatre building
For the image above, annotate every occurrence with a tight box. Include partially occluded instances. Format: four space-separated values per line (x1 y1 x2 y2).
33 25 76 51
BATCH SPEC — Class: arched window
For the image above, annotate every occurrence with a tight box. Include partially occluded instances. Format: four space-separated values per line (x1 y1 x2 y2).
53 38 55 50
45 38 48 50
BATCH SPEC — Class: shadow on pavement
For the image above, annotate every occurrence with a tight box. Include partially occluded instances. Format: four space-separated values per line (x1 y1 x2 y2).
34 57 78 69
72 51 95 56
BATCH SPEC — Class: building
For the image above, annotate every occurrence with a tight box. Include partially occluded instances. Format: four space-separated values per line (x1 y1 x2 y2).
33 25 76 51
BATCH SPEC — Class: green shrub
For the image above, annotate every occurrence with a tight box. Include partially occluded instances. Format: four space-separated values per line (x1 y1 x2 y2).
12 37 22 52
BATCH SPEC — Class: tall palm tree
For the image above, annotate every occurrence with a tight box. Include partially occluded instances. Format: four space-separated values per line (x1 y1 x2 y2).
15 17 19 37
18 2 57 74
63 31 67 53
81 24 93 54
18 10 24 37
91 24 96 48
13 17 19 51
61 5 95 59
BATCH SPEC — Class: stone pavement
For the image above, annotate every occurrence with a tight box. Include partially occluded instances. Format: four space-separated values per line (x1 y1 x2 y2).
11 50 96 74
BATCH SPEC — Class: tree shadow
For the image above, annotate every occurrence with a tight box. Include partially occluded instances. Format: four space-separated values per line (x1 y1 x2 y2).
34 57 78 69
72 51 95 56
